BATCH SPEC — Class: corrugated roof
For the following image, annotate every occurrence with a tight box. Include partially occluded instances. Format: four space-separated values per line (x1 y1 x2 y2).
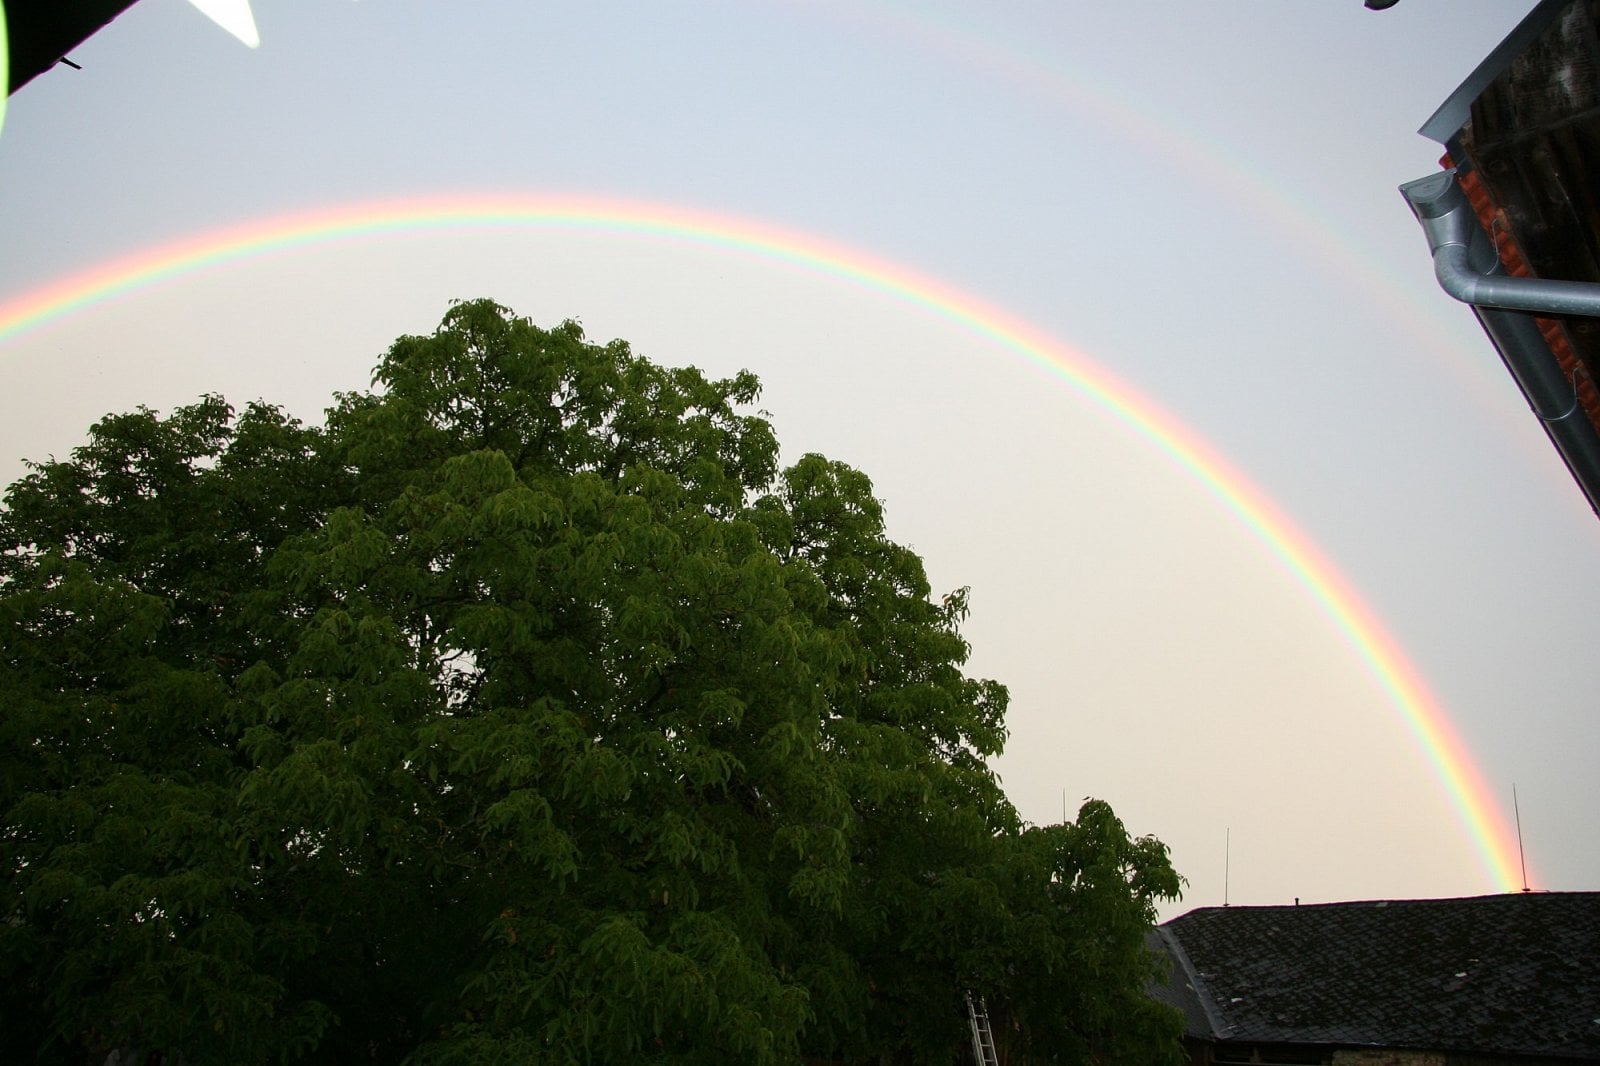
1156 892 1600 1060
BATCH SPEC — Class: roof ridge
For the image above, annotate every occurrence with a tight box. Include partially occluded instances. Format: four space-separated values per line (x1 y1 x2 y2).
1168 890 1600 919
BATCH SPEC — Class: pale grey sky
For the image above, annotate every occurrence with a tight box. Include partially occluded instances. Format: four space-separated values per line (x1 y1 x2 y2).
2 1 1590 917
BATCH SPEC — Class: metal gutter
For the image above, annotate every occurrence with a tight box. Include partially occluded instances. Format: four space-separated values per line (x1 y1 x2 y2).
1401 170 1600 518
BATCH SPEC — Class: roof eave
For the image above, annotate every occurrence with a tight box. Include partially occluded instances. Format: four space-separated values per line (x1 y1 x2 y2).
1418 0 1574 147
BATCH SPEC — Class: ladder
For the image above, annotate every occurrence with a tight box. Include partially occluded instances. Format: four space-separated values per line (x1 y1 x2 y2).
964 990 1000 1066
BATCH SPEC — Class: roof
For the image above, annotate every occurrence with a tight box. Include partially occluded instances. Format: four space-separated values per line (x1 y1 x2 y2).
1404 0 1600 519
1153 892 1600 1060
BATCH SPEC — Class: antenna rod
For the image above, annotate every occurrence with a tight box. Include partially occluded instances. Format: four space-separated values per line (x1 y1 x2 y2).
1224 828 1230 908
1513 784 1530 893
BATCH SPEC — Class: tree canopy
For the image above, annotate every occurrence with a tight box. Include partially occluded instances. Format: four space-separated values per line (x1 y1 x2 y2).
1 299 1183 1064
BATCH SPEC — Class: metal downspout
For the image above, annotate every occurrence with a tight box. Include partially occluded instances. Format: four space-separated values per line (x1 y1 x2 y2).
1401 170 1600 316
1400 170 1600 519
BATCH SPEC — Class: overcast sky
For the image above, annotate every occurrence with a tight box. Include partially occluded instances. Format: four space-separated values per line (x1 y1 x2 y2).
2 0 1591 917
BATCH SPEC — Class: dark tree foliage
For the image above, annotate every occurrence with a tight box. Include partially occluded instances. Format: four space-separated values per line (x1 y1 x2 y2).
1 300 1183 1064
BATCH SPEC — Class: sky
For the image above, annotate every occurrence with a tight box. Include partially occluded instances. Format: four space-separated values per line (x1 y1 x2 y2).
0 0 1593 918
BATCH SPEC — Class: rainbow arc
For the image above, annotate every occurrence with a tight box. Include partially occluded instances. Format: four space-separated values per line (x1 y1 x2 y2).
0 193 1527 892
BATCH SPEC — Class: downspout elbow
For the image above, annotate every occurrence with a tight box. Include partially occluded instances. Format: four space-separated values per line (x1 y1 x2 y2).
1434 242 1494 305
1435 240 1600 316
1402 169 1600 317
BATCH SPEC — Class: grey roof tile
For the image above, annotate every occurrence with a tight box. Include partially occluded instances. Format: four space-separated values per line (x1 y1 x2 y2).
1156 893 1600 1059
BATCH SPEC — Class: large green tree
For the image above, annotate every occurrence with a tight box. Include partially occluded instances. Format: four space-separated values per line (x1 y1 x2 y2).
1 299 1182 1064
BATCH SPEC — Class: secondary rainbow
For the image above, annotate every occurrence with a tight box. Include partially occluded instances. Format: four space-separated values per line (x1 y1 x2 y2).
0 192 1526 892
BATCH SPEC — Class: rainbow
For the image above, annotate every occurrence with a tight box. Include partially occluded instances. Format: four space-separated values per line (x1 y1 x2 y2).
817 1 1541 450
0 192 1526 892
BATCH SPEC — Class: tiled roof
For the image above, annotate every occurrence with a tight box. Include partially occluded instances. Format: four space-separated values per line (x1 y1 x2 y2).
1155 892 1600 1060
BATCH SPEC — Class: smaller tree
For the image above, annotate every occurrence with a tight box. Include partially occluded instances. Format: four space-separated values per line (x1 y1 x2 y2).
991 802 1186 1064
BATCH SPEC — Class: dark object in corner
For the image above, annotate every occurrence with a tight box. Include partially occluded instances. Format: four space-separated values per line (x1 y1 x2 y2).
5 1 142 94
